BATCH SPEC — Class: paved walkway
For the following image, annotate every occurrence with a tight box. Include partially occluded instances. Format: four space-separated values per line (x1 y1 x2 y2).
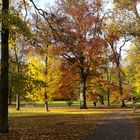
85 110 138 140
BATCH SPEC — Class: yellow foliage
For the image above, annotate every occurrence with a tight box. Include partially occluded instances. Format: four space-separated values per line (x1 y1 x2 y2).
47 46 62 100
26 56 46 101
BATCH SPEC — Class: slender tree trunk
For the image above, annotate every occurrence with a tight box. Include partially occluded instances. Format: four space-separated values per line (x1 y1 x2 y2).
14 43 20 110
44 55 49 111
44 100 49 111
106 62 110 106
44 90 49 111
8 91 12 105
0 0 9 133
79 68 87 109
107 89 110 106
118 69 126 107
16 94 20 110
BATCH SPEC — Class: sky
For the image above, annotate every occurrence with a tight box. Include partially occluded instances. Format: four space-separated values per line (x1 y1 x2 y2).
35 0 113 12
36 0 56 9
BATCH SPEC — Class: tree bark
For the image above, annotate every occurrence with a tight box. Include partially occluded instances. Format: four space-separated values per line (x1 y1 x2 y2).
118 69 126 107
44 55 49 111
14 46 20 110
44 88 49 111
8 91 12 105
79 68 87 109
16 94 20 110
0 0 9 133
107 89 110 106
106 61 110 106
44 100 49 111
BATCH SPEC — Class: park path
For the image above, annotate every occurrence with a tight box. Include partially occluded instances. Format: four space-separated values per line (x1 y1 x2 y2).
84 110 138 140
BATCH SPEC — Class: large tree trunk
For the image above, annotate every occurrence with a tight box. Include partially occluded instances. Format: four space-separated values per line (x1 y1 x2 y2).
16 94 20 110
0 0 9 133
79 68 87 109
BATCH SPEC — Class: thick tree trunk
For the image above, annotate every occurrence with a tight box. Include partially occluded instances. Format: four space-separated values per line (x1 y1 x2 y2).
79 68 87 109
107 89 110 106
16 94 20 110
0 0 9 133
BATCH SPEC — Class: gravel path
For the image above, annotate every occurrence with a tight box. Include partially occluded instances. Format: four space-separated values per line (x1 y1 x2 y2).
85 110 138 140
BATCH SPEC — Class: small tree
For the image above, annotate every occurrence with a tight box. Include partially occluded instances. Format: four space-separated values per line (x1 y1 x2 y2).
25 56 47 109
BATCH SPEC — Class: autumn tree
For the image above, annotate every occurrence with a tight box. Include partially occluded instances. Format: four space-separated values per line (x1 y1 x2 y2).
125 43 140 98
25 56 47 107
101 48 114 106
106 29 129 106
113 0 140 37
112 1 140 100
27 12 53 111
48 0 107 109
46 47 62 101
102 0 140 106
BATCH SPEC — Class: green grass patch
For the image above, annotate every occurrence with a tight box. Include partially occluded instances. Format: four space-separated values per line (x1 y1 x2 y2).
11 101 94 107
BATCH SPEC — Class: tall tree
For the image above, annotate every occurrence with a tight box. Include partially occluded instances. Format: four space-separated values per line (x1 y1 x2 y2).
49 0 106 109
0 0 9 133
106 31 127 107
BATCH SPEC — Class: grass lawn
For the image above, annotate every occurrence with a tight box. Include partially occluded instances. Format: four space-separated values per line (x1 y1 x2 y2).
0 106 111 140
14 101 93 107
16 100 137 108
